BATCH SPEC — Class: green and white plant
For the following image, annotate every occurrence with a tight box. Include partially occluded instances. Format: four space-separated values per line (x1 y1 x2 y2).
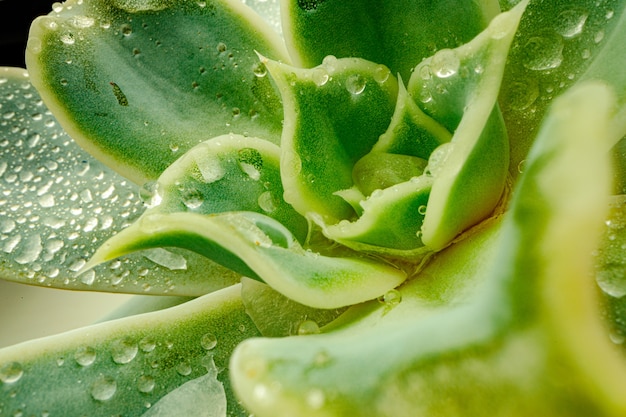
2 0 626 415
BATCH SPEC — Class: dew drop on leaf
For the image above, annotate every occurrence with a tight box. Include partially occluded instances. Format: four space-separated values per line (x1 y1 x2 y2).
431 49 460 78
143 248 188 271
522 33 564 71
90 375 117 401
201 333 218 350
555 8 588 39
0 361 23 384
139 336 157 353
176 361 192 376
297 320 320 335
74 346 97 366
258 191 277 213
111 338 138 364
137 375 156 393
345 74 366 95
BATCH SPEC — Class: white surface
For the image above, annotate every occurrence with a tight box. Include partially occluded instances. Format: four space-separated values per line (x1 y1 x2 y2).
0 280 134 348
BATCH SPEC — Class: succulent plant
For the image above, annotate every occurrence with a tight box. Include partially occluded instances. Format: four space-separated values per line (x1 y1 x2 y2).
1 0 626 415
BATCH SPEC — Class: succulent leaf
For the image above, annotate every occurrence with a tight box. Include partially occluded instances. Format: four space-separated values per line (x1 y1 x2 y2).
82 211 407 308
408 1 528 250
265 56 399 223
0 284 259 417
25 0 289 184
139 134 309 243
0 67 240 296
230 81 626 417
281 0 500 80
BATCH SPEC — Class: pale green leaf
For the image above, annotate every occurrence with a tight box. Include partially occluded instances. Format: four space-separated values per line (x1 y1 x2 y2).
26 0 289 184
500 0 626 179
408 1 527 250
229 82 626 417
281 0 500 80
0 284 259 417
0 67 240 296
266 56 398 223
240 277 347 337
142 134 308 243
83 211 407 308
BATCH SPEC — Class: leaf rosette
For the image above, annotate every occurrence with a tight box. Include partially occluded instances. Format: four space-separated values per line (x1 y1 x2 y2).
1 0 626 416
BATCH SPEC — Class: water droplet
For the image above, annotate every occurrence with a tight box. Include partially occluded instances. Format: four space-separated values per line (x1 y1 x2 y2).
15 234 42 264
80 269 96 285
70 15 95 29
201 333 217 350
137 375 155 393
258 191 277 213
379 289 402 307
111 338 138 364
74 346 97 366
121 24 132 36
143 248 188 270
139 336 157 353
297 320 320 335
430 49 460 78
216 42 227 53
60 33 75 45
180 187 204 209
345 74 366 95
195 154 225 184
596 265 626 298
418 205 427 216
425 142 453 177
90 375 117 401
139 181 162 207
505 81 539 111
522 34 564 71
373 65 391 83
238 148 263 180
0 362 23 383
311 68 329 86
252 62 267 77
555 8 588 38
594 30 605 43
176 361 192 376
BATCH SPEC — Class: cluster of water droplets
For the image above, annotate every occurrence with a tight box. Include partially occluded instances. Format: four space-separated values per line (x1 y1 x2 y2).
0 327 222 416
0 72 233 294
504 1 617 113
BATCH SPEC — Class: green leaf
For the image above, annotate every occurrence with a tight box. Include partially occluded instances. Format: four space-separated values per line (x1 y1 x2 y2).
25 0 289 184
281 0 500 80
407 1 527 250
265 56 399 223
83 211 407 308
0 284 259 417
229 82 626 417
0 67 240 296
500 0 626 180
240 277 347 337
141 134 309 243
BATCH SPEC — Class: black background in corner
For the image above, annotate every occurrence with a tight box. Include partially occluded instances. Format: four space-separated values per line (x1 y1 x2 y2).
0 0 55 67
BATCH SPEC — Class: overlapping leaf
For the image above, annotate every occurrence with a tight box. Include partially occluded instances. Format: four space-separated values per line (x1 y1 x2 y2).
26 0 289 184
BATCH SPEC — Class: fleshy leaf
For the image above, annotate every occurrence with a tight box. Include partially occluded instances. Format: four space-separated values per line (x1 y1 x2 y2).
240 277 347 337
25 0 289 184
230 82 626 417
141 134 309 243
0 284 259 417
500 0 626 180
407 1 528 250
320 176 433 258
265 56 398 223
281 0 500 80
83 211 407 308
0 67 240 296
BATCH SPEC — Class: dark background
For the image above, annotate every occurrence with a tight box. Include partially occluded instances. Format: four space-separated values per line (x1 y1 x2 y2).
0 0 53 67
